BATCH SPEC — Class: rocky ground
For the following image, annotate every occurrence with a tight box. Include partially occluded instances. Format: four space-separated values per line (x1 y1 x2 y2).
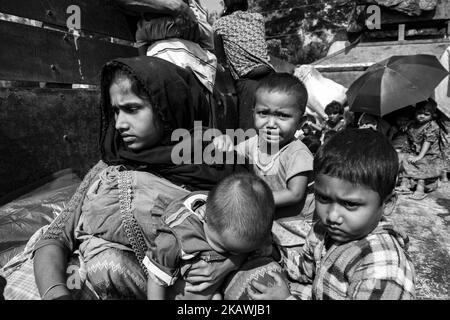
390 182 450 299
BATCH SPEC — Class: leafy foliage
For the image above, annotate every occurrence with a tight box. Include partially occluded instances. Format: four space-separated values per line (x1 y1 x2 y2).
249 0 354 64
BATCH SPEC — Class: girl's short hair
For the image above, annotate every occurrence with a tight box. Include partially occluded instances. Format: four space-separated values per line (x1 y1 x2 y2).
314 128 399 202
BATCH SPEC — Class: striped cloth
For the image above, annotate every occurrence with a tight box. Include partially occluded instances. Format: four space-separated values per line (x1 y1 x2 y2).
280 220 416 300
214 11 273 79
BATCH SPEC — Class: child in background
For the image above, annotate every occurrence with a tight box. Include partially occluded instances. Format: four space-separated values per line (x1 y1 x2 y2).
146 173 275 300
248 129 416 300
397 99 446 200
322 100 346 133
213 0 275 130
212 73 315 264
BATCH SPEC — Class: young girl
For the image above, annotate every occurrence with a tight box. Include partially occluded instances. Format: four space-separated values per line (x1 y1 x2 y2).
398 99 445 200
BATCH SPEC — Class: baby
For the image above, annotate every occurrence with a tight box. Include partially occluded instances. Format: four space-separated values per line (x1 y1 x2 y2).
145 172 275 300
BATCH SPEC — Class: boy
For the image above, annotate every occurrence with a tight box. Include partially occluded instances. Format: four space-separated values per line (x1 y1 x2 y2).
145 173 275 300
248 129 416 300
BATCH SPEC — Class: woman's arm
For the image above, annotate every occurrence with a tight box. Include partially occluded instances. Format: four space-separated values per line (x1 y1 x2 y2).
272 174 308 208
34 245 71 300
147 277 166 300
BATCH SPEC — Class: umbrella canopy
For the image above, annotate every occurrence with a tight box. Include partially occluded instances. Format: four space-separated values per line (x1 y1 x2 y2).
347 54 449 116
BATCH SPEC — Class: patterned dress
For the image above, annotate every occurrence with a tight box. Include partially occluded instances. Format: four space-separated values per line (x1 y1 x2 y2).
401 120 445 180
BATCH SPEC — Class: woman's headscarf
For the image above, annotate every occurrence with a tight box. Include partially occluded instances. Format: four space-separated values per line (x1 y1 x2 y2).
100 56 239 190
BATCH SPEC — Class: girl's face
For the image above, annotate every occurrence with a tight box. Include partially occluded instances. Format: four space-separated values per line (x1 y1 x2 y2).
109 77 163 152
253 89 302 149
415 109 433 124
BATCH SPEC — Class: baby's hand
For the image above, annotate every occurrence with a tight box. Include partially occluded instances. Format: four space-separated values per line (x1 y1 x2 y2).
247 271 291 300
213 135 234 153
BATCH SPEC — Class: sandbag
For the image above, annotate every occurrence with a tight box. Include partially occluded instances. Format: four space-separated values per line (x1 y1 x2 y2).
294 65 347 119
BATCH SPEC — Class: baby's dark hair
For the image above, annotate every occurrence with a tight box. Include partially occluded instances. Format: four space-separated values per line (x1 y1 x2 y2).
314 129 399 202
256 73 308 115
416 98 437 118
325 100 344 115
206 173 274 247
223 0 248 15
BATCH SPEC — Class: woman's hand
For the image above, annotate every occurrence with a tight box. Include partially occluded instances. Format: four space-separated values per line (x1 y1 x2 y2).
212 135 235 153
247 271 291 300
184 255 246 293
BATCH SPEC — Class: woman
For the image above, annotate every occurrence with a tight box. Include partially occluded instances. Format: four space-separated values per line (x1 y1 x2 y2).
2 56 242 299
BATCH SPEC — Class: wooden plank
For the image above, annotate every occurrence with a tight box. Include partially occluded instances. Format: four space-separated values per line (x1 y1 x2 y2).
0 88 100 198
0 20 139 84
313 39 450 67
0 0 136 41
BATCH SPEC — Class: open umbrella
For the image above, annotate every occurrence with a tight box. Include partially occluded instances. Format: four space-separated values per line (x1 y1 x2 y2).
347 54 449 116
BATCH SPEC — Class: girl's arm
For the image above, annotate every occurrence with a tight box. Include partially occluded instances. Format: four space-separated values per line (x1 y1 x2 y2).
308 122 323 132
147 277 166 300
409 141 430 163
273 174 308 207
34 245 71 300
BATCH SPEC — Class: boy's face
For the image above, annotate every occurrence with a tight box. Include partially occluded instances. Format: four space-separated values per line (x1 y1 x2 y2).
109 78 163 152
254 89 302 149
314 174 384 243
328 112 340 123
204 223 256 255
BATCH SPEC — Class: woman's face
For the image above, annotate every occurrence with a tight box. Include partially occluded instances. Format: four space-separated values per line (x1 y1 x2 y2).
109 77 163 152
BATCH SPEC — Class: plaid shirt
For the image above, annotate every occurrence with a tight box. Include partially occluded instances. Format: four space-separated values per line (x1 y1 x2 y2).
214 11 272 79
281 219 416 300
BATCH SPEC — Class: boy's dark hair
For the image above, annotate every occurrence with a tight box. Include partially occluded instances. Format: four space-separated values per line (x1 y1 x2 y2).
206 173 274 246
325 100 344 116
223 0 248 15
314 129 399 202
256 73 308 115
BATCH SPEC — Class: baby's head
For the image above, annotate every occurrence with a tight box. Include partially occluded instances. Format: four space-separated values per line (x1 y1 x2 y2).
325 100 344 123
254 73 308 149
204 173 275 254
107 68 163 152
313 129 399 243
